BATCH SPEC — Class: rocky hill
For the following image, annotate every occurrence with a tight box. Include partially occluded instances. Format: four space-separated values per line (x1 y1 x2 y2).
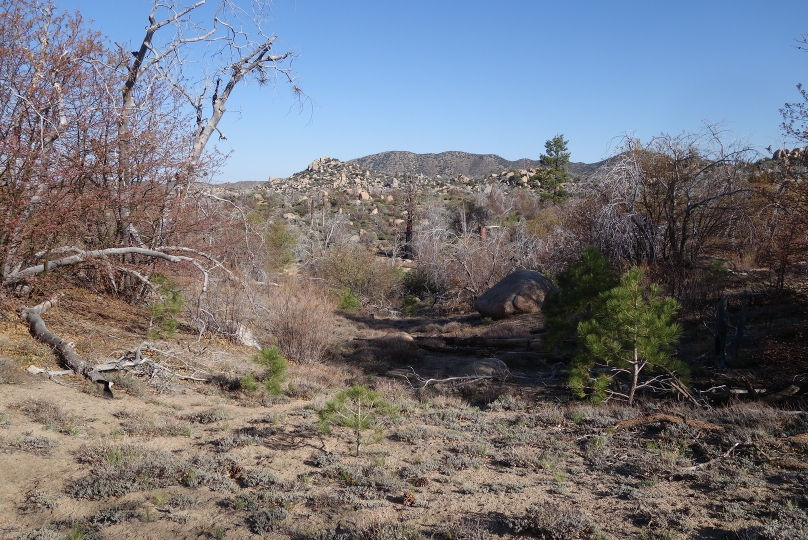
348 150 604 180
266 156 403 194
204 152 609 199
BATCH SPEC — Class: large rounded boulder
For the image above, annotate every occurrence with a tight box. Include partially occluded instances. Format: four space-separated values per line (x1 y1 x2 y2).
474 270 555 319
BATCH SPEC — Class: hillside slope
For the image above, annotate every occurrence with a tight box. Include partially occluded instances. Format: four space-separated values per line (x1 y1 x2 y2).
348 150 604 179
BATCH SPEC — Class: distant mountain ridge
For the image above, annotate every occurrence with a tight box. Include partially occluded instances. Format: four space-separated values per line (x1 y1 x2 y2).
348 150 602 179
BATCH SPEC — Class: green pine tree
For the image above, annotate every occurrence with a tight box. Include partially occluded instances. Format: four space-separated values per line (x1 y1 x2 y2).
252 347 288 396
543 247 620 352
532 134 571 200
540 134 571 171
318 385 398 455
572 267 684 405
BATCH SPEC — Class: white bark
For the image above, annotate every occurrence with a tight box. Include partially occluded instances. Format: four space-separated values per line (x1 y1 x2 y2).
3 247 193 285
21 295 108 385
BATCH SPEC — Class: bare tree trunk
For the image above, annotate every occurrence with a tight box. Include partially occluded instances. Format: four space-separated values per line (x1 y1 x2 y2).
715 296 728 369
21 296 110 389
628 355 640 406
727 291 748 361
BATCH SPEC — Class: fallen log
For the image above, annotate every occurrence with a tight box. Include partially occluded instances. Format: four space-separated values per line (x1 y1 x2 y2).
20 294 111 396
764 385 801 403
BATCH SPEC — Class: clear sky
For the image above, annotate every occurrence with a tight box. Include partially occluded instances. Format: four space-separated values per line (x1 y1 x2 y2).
59 0 808 181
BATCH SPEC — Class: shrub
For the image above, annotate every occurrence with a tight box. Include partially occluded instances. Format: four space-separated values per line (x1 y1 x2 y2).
249 507 289 534
192 278 253 341
543 247 619 352
313 243 402 308
339 289 362 312
13 527 64 540
239 374 259 392
0 356 24 384
299 521 424 540
184 408 230 424
252 347 288 395
508 500 600 539
14 399 82 435
402 266 441 298
401 294 418 316
148 274 183 338
572 267 685 405
67 444 229 499
265 280 337 363
264 220 297 270
752 505 808 540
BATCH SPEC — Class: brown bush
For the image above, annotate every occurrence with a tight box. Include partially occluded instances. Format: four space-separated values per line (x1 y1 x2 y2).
191 277 255 341
264 280 337 363
310 242 402 308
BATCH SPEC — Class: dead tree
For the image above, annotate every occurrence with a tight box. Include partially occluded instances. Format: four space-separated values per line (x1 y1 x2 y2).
22 295 210 396
124 0 303 177
21 296 111 389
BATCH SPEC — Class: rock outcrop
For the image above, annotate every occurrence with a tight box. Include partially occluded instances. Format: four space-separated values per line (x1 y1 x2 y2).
773 147 807 163
474 270 555 319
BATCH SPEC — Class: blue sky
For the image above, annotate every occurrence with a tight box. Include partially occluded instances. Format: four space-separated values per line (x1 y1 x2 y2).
60 0 807 181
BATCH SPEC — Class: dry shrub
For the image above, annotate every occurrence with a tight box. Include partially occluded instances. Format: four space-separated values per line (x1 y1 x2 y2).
288 359 363 391
310 242 402 308
265 280 337 363
372 377 413 402
13 399 83 435
411 227 522 312
191 277 255 341
508 500 600 539
423 390 468 410
0 355 25 384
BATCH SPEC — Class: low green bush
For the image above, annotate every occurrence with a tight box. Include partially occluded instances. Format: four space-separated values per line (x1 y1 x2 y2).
252 347 288 395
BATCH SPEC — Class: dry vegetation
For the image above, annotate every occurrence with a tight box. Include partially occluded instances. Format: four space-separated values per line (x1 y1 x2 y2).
1 285 807 540
2 2 808 538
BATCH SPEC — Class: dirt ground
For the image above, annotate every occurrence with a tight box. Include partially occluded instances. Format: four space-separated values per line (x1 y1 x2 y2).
1 291 807 540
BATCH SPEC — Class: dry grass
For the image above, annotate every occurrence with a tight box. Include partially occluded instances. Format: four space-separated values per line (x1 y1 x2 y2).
265 280 339 363
12 398 84 436
2 289 808 540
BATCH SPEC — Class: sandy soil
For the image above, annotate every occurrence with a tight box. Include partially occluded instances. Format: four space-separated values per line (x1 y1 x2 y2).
1 292 806 540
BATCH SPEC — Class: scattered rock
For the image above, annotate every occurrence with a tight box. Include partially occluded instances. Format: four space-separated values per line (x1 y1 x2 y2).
773 147 806 162
236 325 261 350
459 358 509 378
379 331 414 344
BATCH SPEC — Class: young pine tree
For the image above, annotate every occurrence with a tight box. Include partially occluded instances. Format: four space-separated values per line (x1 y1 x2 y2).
252 347 289 395
572 267 684 405
543 247 620 352
318 385 398 455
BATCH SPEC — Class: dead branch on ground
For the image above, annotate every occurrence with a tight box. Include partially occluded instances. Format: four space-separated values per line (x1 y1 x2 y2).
614 413 722 431
21 294 109 387
396 366 508 389
680 442 740 471
20 296 209 395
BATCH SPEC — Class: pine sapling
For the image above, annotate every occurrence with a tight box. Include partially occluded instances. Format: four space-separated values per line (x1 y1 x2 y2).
318 385 398 455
